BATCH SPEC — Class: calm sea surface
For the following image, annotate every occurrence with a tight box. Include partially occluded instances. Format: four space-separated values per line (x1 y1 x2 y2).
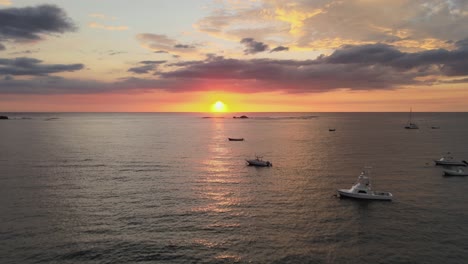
1 112 468 263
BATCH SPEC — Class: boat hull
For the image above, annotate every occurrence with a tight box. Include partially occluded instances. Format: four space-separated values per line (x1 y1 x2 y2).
337 189 393 201
443 169 468 176
434 160 467 166
228 138 244 141
246 160 272 167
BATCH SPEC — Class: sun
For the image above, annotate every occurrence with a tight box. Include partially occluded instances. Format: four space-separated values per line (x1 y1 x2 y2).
211 101 227 112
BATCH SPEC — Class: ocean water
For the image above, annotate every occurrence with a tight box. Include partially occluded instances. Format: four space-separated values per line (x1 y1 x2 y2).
1 112 468 263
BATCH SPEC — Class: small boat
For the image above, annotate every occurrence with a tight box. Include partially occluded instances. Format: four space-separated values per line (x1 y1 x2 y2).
337 169 392 201
246 156 272 167
329 128 336 132
434 153 467 166
443 168 468 176
431 126 440 129
404 107 419 129
228 137 244 141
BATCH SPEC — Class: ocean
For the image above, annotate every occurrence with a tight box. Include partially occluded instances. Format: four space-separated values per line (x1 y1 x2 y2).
1 112 468 263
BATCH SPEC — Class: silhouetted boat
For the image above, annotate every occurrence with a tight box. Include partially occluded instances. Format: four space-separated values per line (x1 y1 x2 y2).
228 138 244 141
329 128 336 132
443 168 468 176
404 107 418 129
246 156 272 167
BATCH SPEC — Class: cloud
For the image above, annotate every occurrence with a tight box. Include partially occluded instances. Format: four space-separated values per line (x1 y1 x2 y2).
240 38 269 54
0 5 76 42
136 33 197 54
88 22 128 31
128 60 166 74
174 44 195 49
270 46 289 53
158 41 468 92
88 13 117 20
195 0 468 52
0 0 12 6
158 55 414 92
0 57 84 76
8 48 40 55
108 50 126 56
0 43 5 50
322 42 468 76
3 41 468 95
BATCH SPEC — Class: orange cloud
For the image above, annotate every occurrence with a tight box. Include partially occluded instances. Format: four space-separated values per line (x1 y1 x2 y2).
88 22 129 31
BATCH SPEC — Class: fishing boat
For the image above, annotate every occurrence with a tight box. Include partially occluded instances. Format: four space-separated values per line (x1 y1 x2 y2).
228 138 244 141
434 152 467 166
337 169 392 201
246 156 272 167
404 107 419 129
443 168 468 176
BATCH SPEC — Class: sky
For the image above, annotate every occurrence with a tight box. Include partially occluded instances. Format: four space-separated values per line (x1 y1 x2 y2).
0 0 468 112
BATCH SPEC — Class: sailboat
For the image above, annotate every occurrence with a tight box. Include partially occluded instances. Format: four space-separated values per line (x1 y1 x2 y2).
404 107 419 129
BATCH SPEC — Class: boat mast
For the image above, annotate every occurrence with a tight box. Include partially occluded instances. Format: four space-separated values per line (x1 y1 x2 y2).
409 107 412 123
408 107 412 124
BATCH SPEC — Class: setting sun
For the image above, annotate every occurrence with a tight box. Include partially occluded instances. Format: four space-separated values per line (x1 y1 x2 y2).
211 101 227 112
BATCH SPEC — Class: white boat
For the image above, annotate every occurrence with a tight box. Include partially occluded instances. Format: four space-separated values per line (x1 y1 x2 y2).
443 168 468 176
404 107 419 129
337 169 392 201
434 153 467 166
246 156 272 167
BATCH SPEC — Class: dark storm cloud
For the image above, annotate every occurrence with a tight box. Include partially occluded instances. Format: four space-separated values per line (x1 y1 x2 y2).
0 57 83 76
270 46 289 53
159 40 468 91
455 38 468 48
323 43 468 76
0 75 179 95
4 40 468 95
0 5 76 42
140 60 166 65
128 65 155 74
240 38 269 54
127 60 166 74
159 55 417 92
323 44 405 64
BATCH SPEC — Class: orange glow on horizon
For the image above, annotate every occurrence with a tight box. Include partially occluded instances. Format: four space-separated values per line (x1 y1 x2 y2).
2 84 468 112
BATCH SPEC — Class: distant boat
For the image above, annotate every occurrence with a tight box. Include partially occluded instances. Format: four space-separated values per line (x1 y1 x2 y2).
404 107 419 129
434 152 467 166
337 168 392 201
431 126 440 129
233 115 249 119
246 156 272 167
443 168 468 176
228 138 244 141
329 128 336 132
